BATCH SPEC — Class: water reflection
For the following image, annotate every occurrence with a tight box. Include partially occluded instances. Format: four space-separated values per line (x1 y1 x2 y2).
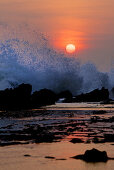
0 142 114 170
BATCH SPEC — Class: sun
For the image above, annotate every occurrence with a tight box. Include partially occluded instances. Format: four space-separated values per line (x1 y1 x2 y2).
66 44 76 53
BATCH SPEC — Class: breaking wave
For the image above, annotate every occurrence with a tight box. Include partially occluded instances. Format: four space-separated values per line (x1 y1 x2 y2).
0 27 114 96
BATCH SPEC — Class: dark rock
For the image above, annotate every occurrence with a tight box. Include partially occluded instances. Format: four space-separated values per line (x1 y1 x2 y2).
45 156 66 160
101 116 114 123
92 137 105 143
0 123 64 145
67 127 75 132
0 83 32 110
0 134 32 141
57 90 72 102
0 84 58 111
45 156 55 159
93 110 107 115
90 116 114 123
57 124 67 131
31 89 57 107
85 139 91 144
109 116 114 122
71 148 109 162
70 138 84 143
90 116 100 123
24 154 31 157
72 87 109 102
35 133 61 143
104 134 114 142
110 88 114 100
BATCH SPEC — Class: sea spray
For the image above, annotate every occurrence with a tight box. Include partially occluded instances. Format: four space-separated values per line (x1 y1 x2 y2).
0 27 113 95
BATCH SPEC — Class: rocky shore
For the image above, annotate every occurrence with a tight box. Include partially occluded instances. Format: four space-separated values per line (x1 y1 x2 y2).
0 109 114 147
0 83 113 111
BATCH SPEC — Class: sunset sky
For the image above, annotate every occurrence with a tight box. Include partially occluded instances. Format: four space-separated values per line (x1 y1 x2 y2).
0 0 114 71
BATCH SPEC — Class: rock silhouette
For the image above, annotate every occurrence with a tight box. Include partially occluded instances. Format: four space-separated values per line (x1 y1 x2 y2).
31 88 57 107
111 87 114 99
0 84 111 111
0 84 57 110
0 83 32 110
71 148 113 162
72 87 109 102
70 138 84 143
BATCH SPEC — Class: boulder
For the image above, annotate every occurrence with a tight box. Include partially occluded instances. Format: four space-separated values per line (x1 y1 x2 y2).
72 148 109 162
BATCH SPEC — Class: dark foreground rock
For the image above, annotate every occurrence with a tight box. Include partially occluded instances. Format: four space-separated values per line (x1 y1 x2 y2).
0 113 114 146
71 148 113 162
0 124 63 146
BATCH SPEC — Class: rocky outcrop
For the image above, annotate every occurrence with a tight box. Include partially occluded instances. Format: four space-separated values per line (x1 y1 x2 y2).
0 83 32 110
0 84 111 110
31 88 57 107
0 84 57 110
72 87 109 102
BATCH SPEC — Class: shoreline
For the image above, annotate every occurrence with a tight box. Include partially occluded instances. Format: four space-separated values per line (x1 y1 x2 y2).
0 103 113 147
0 102 114 169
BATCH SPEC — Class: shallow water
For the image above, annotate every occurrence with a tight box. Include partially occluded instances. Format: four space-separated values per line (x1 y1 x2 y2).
45 102 114 110
0 142 114 170
0 102 114 170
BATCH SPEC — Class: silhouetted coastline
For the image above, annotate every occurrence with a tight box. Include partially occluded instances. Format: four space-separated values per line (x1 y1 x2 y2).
0 83 113 111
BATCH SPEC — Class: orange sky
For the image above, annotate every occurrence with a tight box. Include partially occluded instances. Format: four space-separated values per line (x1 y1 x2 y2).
0 0 114 71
